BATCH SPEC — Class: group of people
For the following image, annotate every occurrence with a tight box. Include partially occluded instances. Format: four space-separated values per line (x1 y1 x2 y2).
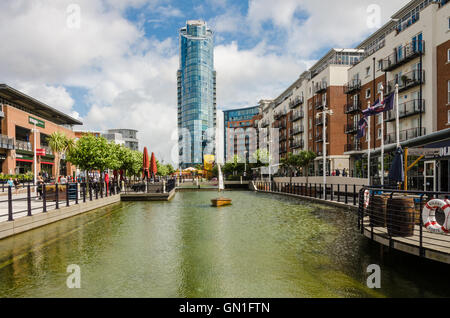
331 168 349 177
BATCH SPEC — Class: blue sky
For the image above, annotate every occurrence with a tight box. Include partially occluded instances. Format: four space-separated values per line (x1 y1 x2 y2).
0 0 409 163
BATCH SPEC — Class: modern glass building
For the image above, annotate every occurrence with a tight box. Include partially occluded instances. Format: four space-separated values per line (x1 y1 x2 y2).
223 106 260 162
178 20 216 169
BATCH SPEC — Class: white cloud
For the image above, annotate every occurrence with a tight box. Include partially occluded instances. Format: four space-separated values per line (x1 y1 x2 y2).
0 0 415 165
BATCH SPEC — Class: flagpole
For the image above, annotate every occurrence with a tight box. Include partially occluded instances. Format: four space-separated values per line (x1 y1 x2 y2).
395 84 400 148
367 101 371 185
380 85 384 186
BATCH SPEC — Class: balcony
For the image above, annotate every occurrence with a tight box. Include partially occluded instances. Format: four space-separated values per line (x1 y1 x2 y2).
315 101 328 111
314 81 327 94
0 134 14 150
274 111 286 120
386 70 425 94
384 127 426 144
261 120 269 128
316 134 328 143
344 142 362 152
16 140 32 152
345 123 358 134
292 126 305 135
289 97 304 109
279 134 287 142
384 99 425 122
344 79 362 95
292 110 304 121
291 140 304 149
344 101 362 114
315 117 328 126
42 145 53 156
381 40 425 72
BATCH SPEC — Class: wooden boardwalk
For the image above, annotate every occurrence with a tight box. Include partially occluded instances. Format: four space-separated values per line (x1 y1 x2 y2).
362 217 450 264
254 182 450 265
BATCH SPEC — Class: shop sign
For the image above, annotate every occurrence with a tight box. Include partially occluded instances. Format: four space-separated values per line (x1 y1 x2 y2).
36 148 46 156
440 147 450 157
29 116 45 128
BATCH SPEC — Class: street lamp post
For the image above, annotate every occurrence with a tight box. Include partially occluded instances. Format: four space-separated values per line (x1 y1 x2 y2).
316 107 334 199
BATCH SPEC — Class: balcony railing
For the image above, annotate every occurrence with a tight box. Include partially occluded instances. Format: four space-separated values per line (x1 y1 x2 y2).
0 135 14 150
261 120 269 128
381 40 425 72
386 70 425 94
345 123 358 134
344 79 362 94
292 110 304 121
42 145 53 156
316 134 328 143
344 101 362 114
279 134 287 142
274 111 286 120
16 140 32 152
344 142 362 152
314 81 327 94
292 126 305 135
291 140 304 149
315 117 328 126
384 127 426 144
384 99 425 122
289 97 304 109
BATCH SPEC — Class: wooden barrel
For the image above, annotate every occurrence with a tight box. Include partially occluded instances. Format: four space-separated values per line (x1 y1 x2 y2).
45 185 67 201
387 196 415 237
369 195 389 227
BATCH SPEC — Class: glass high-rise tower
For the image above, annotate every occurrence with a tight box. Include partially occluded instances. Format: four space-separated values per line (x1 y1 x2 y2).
178 20 216 169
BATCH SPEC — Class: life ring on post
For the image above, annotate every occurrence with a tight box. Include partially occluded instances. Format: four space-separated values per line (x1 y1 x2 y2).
422 199 450 234
364 190 370 208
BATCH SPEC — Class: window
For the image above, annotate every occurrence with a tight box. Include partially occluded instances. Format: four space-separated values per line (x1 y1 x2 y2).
366 66 371 76
448 49 450 62
448 80 450 104
448 110 450 124
366 88 371 99
378 60 383 70
377 128 382 139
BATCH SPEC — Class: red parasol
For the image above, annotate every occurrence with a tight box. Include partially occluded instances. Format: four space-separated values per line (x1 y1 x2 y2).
150 152 157 178
143 147 150 180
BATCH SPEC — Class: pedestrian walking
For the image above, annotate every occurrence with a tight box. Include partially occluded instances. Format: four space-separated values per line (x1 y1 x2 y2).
13 178 20 194
37 175 44 200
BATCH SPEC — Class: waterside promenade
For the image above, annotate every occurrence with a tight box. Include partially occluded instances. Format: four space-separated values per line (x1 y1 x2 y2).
253 181 450 265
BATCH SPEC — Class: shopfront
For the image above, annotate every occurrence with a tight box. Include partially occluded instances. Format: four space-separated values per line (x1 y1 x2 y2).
15 155 33 174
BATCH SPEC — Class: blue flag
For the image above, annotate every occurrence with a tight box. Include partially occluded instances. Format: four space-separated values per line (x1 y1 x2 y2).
356 117 368 139
362 92 395 117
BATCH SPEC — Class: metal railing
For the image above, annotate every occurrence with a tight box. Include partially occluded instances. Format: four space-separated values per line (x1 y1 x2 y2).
345 123 358 134
381 40 424 72
384 127 426 144
0 181 122 222
358 186 450 258
292 110 304 121
0 134 15 150
344 79 362 94
386 70 425 94
344 101 362 114
344 142 362 152
254 181 361 206
384 99 424 122
15 140 32 152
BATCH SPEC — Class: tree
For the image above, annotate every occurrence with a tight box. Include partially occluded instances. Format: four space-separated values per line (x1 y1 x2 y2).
48 131 75 181
281 152 298 183
252 149 270 167
297 150 317 184
66 135 119 181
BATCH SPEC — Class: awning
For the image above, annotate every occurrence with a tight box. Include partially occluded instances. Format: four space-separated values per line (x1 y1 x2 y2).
16 159 33 163
41 161 54 165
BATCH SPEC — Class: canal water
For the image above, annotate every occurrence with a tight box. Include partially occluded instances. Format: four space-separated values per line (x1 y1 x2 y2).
0 191 449 298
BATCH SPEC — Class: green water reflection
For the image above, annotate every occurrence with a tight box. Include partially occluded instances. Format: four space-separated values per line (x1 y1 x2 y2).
0 191 449 298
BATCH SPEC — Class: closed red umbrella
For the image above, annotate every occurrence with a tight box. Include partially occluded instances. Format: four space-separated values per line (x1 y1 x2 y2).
150 152 157 178
143 147 150 180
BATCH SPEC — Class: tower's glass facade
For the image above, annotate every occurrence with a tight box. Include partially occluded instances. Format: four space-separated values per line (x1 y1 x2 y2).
178 20 216 168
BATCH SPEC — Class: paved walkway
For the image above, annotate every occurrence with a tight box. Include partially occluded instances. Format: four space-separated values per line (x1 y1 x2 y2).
0 190 99 223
